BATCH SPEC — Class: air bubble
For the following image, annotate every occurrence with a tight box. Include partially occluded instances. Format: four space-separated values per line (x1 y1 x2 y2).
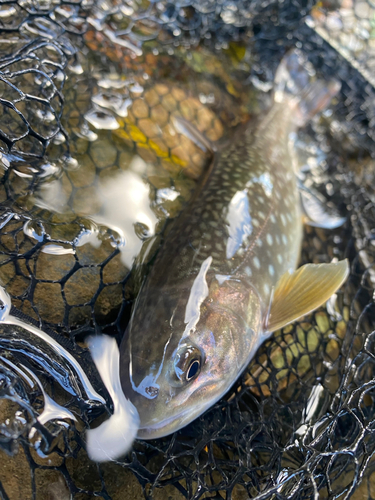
85 109 120 130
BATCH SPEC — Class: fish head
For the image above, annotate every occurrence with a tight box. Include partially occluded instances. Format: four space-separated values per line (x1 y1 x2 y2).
120 274 263 439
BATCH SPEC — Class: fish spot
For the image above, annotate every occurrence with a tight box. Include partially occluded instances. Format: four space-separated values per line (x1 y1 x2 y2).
264 283 270 295
266 234 273 245
281 214 287 226
268 264 275 276
270 214 276 224
253 256 261 269
245 266 252 276
282 234 288 245
256 239 262 247
277 254 283 264
253 219 259 227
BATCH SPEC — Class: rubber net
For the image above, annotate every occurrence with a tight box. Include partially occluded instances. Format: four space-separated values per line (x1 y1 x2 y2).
0 0 375 499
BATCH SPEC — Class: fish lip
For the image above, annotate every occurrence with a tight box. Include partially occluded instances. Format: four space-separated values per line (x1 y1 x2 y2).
136 401 212 440
136 370 243 440
135 328 260 440
135 376 229 440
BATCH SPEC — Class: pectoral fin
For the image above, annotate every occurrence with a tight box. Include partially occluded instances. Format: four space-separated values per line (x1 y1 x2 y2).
266 259 349 333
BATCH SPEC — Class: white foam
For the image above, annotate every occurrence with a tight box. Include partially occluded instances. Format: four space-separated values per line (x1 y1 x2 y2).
86 335 140 462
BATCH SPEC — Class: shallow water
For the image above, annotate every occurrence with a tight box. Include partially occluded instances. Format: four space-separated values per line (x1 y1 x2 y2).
0 1 375 498
0 34 258 331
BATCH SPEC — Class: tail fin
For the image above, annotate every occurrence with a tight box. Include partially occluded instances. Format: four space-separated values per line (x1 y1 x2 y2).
274 49 341 126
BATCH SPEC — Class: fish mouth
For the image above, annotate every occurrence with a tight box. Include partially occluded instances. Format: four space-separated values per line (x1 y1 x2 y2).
136 393 219 440
136 341 259 440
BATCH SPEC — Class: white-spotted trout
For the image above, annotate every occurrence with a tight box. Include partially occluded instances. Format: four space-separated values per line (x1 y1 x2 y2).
87 49 349 457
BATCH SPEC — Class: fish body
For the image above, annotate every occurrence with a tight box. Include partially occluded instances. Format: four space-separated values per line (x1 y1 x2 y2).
119 50 348 440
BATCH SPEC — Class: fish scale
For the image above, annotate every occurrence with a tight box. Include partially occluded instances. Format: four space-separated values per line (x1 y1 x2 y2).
117 49 349 442
120 107 300 428
135 101 301 309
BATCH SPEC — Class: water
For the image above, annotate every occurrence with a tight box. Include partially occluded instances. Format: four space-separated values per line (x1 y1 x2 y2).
0 29 261 476
0 5 371 498
0 33 258 330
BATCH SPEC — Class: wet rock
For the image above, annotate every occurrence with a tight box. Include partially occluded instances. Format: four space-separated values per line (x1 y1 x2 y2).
0 448 33 500
35 252 76 281
89 139 118 169
35 471 70 500
33 282 65 324
94 284 124 323
64 267 101 306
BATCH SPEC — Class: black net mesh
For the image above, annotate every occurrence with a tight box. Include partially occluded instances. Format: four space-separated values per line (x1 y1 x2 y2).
1 0 375 499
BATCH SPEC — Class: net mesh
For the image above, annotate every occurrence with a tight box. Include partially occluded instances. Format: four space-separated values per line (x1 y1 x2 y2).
1 0 375 499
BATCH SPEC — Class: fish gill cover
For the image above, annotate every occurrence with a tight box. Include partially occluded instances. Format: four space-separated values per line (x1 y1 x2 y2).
0 0 375 499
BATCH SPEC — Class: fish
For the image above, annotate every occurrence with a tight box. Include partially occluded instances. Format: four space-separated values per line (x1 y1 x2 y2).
116 49 349 440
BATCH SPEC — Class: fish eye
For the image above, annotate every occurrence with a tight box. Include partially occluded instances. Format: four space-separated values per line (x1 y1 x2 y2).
173 343 203 384
186 359 200 381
